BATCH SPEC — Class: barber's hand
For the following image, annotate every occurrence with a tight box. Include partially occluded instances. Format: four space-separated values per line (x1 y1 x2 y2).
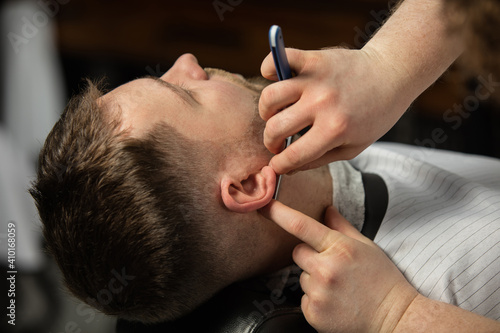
259 47 411 174
260 201 419 333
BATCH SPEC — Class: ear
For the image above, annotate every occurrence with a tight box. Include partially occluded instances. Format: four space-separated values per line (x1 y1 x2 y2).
221 166 276 213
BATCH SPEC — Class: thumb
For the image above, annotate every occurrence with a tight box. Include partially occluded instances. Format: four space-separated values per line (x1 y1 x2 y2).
324 206 371 245
297 147 362 172
261 48 306 80
261 52 278 81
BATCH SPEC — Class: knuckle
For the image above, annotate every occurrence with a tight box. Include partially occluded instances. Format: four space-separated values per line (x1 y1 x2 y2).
315 115 350 147
317 233 333 255
326 113 349 135
264 125 283 154
258 88 273 119
284 144 303 166
299 270 308 287
330 240 356 263
302 52 322 73
288 215 308 238
262 85 280 103
314 89 336 106
334 116 350 134
265 117 282 139
292 243 305 259
317 264 337 285
309 292 325 307
305 296 326 323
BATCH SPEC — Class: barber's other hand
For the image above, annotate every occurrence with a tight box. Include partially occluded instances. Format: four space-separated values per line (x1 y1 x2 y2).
259 47 411 174
260 201 419 333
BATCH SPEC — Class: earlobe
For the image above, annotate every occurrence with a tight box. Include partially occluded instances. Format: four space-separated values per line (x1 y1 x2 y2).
221 166 276 213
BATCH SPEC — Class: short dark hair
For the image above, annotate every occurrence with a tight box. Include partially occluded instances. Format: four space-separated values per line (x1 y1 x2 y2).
30 80 226 323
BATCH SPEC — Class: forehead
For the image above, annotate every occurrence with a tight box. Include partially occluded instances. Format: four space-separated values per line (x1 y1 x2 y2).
99 78 187 138
102 78 159 103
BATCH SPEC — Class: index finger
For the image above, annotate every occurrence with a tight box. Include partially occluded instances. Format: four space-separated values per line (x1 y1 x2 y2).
270 123 341 175
259 200 334 253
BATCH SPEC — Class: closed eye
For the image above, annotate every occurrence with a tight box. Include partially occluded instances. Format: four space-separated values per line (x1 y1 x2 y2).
176 82 199 104
141 75 200 106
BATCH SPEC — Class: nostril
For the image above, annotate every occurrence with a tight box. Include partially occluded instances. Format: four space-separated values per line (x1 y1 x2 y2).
197 68 209 81
162 54 208 81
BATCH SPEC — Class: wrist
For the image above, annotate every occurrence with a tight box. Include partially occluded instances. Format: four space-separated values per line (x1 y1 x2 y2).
360 43 417 113
361 0 464 112
390 293 429 333
392 293 500 333
371 282 419 333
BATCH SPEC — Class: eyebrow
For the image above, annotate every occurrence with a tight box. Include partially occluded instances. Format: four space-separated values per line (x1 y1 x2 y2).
141 75 199 106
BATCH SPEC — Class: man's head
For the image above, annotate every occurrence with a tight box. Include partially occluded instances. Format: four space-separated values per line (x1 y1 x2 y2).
30 54 299 323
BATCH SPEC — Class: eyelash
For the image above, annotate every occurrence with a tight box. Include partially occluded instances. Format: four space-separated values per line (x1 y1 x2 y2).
175 82 200 104
177 82 194 96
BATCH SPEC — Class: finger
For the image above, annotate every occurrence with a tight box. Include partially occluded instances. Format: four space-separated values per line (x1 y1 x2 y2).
259 200 334 252
296 146 363 172
259 80 302 122
260 51 278 81
299 270 312 295
295 150 344 172
324 206 372 245
293 242 319 273
261 48 307 80
269 122 342 175
300 293 311 319
263 102 313 154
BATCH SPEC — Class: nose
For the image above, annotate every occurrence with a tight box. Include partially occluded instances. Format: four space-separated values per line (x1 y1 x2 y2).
161 53 208 81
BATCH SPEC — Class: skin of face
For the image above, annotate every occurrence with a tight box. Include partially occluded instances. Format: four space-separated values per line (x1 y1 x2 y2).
98 53 303 276
101 53 264 143
98 54 333 280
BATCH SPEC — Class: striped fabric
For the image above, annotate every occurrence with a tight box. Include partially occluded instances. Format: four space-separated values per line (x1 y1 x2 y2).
351 142 500 320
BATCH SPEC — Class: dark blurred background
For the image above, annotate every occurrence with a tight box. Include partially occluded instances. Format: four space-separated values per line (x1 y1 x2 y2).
1 0 499 332
58 0 500 157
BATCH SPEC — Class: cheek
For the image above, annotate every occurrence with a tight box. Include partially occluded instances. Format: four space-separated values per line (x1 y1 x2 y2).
206 90 256 135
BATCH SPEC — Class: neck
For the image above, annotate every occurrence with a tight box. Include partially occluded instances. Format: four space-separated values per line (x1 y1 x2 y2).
221 164 334 285
247 165 334 276
279 165 333 222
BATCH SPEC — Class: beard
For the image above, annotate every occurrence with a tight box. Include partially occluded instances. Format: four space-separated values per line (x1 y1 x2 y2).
204 67 273 94
203 67 274 158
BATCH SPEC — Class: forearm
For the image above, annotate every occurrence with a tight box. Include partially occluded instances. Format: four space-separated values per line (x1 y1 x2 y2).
363 0 464 109
393 294 500 333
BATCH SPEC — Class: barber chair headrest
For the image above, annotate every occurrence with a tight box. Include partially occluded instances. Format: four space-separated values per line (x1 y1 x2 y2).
116 270 317 333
